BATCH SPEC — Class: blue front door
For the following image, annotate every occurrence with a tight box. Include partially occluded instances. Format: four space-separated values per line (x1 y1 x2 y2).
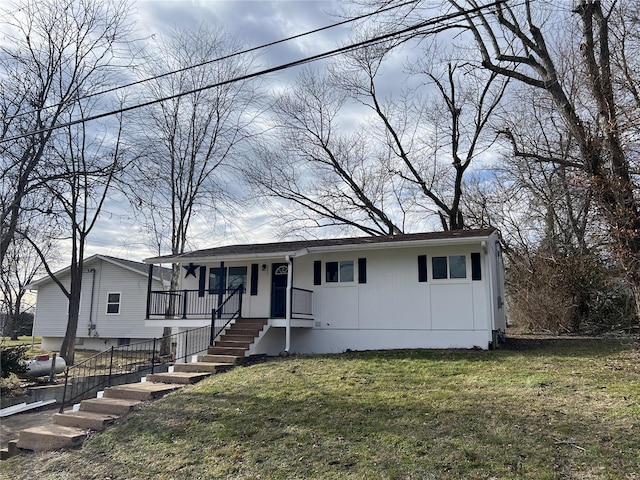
271 263 288 318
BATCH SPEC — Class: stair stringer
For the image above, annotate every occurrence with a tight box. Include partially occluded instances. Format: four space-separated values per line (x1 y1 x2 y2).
245 322 271 356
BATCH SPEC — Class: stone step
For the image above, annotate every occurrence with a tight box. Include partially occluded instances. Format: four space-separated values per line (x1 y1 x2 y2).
172 362 234 373
54 410 118 431
103 382 184 401
17 424 86 452
80 397 142 416
198 353 245 365
0 440 20 460
208 346 247 357
145 372 210 385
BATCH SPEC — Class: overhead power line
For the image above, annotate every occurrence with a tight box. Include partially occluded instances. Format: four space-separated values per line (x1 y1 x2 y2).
1 0 508 144
5 0 423 123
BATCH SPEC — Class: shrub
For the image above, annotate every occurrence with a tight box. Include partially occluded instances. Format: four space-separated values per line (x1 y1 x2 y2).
0 344 28 378
506 248 636 333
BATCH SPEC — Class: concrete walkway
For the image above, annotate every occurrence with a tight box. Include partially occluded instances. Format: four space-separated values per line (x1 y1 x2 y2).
1 407 57 449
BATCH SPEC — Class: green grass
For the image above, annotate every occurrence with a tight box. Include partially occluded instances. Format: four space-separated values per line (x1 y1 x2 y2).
2 336 639 479
1 336 42 351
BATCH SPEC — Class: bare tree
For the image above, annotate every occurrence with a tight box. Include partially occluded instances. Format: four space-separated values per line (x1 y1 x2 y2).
130 24 260 351
245 68 406 237
0 234 51 339
450 0 640 314
0 0 132 268
247 30 507 236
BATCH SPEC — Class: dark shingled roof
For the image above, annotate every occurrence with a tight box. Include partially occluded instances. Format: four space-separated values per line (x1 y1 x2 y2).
147 228 498 262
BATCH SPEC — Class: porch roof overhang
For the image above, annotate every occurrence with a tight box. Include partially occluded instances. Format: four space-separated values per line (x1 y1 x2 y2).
144 228 498 265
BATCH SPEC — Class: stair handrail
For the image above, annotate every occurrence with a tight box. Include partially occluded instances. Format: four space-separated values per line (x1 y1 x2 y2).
59 325 212 413
209 284 243 346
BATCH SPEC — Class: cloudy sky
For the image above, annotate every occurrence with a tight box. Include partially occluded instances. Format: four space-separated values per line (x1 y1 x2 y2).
52 0 469 266
84 0 354 263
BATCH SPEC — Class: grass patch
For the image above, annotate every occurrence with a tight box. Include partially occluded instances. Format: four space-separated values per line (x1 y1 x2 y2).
2 336 639 479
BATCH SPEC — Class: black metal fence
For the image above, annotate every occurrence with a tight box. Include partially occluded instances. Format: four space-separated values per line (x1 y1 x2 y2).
60 286 245 413
59 325 208 413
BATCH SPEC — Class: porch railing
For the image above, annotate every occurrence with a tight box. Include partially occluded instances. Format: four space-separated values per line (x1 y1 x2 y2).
59 325 213 413
292 287 313 316
148 288 238 318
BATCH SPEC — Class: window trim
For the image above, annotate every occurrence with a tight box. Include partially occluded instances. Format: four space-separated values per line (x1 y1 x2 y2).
106 292 121 315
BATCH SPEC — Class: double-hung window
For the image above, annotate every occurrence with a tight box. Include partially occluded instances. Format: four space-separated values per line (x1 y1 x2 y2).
106 292 121 314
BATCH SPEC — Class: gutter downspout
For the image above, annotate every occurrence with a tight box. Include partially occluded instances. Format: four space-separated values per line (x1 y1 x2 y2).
483 240 496 346
285 254 293 353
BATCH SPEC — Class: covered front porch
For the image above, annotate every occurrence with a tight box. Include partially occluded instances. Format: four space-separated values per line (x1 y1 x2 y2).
144 257 315 354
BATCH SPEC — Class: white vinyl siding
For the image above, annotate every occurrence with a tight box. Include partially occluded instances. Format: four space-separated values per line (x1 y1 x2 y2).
33 258 164 341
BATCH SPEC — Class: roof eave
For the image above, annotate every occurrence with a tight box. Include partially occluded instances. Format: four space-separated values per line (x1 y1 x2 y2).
144 232 496 264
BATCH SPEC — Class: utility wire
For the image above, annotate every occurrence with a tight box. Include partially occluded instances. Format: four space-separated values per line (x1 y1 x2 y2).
5 0 423 122
1 0 507 144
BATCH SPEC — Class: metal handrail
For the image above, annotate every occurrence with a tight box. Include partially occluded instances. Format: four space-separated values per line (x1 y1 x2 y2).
59 325 211 413
209 284 243 346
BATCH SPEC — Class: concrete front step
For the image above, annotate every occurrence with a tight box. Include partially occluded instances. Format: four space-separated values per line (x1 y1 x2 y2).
17 424 86 452
172 362 234 373
198 353 245 365
145 372 210 385
80 397 142 416
103 382 184 401
54 410 118 430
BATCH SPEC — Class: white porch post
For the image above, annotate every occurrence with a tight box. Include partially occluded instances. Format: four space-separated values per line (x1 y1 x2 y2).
285 255 293 353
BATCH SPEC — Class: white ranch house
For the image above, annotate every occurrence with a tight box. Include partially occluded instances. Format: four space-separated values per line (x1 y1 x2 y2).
30 255 169 351
144 228 506 356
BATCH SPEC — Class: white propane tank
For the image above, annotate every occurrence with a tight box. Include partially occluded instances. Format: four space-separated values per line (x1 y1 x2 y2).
25 354 66 377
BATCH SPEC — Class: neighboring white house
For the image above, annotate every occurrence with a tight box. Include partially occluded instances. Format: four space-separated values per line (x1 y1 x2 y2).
144 228 506 355
29 255 169 351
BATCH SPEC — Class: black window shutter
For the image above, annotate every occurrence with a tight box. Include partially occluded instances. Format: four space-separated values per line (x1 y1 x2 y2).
358 258 367 284
313 260 322 285
471 252 482 281
198 266 206 297
418 255 427 282
250 263 259 295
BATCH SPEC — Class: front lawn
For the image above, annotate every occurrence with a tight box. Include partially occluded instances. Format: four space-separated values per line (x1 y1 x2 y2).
1 336 639 479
